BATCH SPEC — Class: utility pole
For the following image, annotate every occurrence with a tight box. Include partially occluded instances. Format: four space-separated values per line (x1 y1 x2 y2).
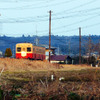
99 39 100 56
58 46 60 55
89 34 91 58
36 38 39 46
79 27 81 64
49 10 52 62
13 46 14 58
35 25 39 46
69 40 70 56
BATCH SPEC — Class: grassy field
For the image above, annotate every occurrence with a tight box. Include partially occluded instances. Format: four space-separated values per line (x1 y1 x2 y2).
0 58 100 100
0 58 96 72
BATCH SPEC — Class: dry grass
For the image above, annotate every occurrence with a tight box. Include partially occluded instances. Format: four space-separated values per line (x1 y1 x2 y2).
1 69 100 99
0 58 62 72
0 58 99 73
0 58 100 99
60 64 97 71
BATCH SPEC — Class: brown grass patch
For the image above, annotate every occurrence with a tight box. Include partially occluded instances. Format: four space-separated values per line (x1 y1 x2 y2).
60 64 100 71
0 58 62 72
0 58 99 72
0 58 100 99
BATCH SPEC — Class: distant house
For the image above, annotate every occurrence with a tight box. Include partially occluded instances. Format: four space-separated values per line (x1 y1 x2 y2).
50 55 72 64
40 45 56 60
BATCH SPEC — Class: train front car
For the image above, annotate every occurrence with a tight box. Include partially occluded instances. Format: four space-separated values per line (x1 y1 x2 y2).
16 43 33 59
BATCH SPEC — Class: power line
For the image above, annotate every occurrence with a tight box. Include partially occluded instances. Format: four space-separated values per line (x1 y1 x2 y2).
38 13 100 33
0 0 77 10
1 5 100 24
5 7 100 20
1 9 100 24
53 0 99 16
52 14 100 30
6 19 100 36
52 21 100 35
0 0 53 3
52 10 100 19
62 7 100 15
1 13 100 36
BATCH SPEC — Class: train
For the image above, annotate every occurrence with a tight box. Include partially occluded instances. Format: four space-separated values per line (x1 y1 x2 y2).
16 43 45 60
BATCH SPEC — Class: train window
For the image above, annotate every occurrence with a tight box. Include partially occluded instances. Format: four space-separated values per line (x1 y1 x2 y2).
39 49 41 53
27 47 31 52
33 48 35 51
43 50 45 53
17 47 21 52
36 48 38 51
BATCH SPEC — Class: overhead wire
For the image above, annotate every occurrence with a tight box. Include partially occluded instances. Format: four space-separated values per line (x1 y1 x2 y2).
0 0 77 10
53 0 99 16
38 20 100 36
52 14 100 31
0 0 57 3
0 0 99 37
52 21 100 35
1 21 100 44
1 8 100 23
37 12 100 33
1 1 100 23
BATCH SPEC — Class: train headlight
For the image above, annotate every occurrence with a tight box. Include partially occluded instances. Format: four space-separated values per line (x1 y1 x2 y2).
21 51 26 57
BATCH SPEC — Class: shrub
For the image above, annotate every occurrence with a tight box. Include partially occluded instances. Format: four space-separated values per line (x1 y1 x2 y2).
5 48 12 57
0 86 4 100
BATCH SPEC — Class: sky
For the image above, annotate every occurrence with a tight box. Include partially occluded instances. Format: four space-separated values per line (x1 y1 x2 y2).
0 0 100 37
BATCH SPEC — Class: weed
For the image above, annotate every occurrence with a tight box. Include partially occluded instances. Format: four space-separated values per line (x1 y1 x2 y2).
0 86 4 100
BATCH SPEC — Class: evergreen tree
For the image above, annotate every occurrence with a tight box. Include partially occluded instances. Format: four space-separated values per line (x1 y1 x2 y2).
5 48 12 57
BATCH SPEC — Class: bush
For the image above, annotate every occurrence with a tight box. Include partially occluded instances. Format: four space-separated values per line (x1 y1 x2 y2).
5 48 12 57
67 92 81 100
0 86 4 100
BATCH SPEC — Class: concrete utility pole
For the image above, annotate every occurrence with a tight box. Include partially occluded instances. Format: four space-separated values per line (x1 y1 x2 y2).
79 27 81 64
49 10 52 62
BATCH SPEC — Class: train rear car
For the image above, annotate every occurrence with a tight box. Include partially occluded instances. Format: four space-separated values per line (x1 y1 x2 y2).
33 46 45 60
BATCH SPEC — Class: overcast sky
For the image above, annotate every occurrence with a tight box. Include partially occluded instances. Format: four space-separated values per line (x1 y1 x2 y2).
0 0 100 37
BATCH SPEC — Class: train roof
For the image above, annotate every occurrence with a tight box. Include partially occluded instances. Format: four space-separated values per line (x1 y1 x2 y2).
16 43 45 48
16 43 33 45
16 43 56 49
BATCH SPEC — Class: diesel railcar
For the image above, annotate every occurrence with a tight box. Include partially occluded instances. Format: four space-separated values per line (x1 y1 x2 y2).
16 43 45 60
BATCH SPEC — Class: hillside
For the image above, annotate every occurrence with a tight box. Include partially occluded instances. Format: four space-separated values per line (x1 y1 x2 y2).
0 35 100 56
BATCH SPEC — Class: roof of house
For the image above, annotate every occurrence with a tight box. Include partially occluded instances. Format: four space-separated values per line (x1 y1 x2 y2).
50 55 67 61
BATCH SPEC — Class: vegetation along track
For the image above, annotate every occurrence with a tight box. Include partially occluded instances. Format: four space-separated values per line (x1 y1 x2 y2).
0 58 100 99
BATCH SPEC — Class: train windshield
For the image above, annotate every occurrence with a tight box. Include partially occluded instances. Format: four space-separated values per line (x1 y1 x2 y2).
27 47 31 52
17 47 21 52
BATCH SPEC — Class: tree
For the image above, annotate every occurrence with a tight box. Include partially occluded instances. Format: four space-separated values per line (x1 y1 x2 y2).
5 48 12 57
